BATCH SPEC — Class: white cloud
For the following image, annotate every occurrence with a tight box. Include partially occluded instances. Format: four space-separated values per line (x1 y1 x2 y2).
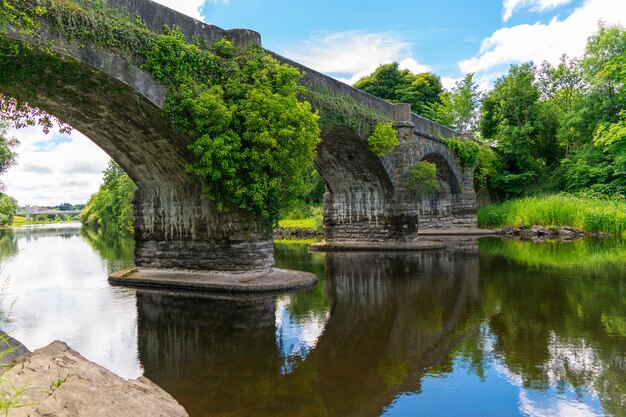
398 57 432 75
151 0 209 21
336 57 432 86
460 0 626 86
503 0 575 22
283 31 412 75
3 127 111 206
283 31 432 86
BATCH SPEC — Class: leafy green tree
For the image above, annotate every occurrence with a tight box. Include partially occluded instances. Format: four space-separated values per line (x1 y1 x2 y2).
354 62 443 118
536 55 584 116
57 202 72 211
0 193 16 226
0 119 18 191
432 73 482 136
367 122 398 156
145 34 320 223
80 160 136 233
560 24 626 194
480 63 561 197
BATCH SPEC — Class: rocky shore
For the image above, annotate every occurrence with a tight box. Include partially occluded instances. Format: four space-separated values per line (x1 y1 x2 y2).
501 225 599 240
0 335 188 416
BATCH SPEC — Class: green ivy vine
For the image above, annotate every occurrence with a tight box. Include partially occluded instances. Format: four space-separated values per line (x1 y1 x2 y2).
441 136 481 167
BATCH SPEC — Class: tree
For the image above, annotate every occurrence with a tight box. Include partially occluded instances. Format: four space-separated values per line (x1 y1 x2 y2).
536 55 584 116
354 63 444 118
0 119 18 191
57 202 73 211
0 193 16 226
432 73 481 136
80 160 136 233
479 63 561 197
560 24 626 194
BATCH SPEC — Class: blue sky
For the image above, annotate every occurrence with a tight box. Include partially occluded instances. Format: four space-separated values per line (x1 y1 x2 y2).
4 0 626 205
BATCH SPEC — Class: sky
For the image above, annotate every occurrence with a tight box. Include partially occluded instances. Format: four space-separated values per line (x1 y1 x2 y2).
4 0 626 206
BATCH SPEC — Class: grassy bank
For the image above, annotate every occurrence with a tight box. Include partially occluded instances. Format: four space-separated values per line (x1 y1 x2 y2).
274 212 323 241
10 216 79 227
478 194 626 236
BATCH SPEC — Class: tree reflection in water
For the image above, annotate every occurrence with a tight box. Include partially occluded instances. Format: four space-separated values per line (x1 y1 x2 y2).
136 238 624 416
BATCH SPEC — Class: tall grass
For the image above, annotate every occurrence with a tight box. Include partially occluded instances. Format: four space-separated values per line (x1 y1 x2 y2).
478 194 626 235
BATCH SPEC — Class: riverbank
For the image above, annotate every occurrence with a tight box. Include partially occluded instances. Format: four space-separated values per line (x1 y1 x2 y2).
478 194 626 237
0 334 188 416
273 216 323 240
10 216 79 227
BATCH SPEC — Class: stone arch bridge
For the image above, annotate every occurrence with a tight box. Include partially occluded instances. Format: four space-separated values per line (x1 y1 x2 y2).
0 0 476 286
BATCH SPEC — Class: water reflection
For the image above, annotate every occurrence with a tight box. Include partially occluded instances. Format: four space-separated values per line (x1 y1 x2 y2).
137 248 483 416
0 225 623 416
0 224 139 379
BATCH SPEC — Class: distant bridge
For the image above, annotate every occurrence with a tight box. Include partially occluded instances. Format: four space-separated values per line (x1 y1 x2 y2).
16 206 82 222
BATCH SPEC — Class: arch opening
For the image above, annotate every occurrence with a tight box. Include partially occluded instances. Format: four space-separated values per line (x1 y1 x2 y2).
420 152 462 196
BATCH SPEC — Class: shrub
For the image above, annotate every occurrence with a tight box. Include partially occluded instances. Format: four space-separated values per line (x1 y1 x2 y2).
368 122 398 156
407 162 440 197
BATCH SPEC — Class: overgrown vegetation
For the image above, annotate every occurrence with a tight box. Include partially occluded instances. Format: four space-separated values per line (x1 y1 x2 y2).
406 162 440 197
367 122 398 156
302 86 387 137
0 121 17 226
355 24 626 226
0 0 320 224
441 136 481 168
478 193 626 235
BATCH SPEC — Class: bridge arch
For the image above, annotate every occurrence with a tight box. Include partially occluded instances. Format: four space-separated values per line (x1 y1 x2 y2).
0 25 273 273
419 152 462 195
314 126 403 242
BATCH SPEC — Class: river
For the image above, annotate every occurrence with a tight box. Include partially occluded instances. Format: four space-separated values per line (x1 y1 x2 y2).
0 223 624 416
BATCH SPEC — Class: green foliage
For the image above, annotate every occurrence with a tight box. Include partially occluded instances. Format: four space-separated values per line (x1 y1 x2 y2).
537 55 584 119
442 136 481 167
0 120 17 191
477 193 626 235
0 194 16 226
431 73 481 135
80 160 136 233
473 145 502 195
367 122 398 156
479 62 562 197
354 62 443 118
406 161 440 197
302 86 386 137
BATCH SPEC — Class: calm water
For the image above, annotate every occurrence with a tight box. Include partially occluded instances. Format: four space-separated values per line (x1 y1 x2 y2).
0 223 624 417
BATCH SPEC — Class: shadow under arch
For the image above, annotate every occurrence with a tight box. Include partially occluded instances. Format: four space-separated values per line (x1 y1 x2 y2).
420 152 462 195
315 126 394 195
314 126 401 241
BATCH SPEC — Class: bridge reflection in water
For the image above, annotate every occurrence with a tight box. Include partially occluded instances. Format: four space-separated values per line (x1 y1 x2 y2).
136 245 482 417
0 226 622 416
135 239 625 416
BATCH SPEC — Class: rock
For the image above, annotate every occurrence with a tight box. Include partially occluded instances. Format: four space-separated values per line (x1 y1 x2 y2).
502 225 586 241
555 226 584 239
0 340 188 417
0 331 31 376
